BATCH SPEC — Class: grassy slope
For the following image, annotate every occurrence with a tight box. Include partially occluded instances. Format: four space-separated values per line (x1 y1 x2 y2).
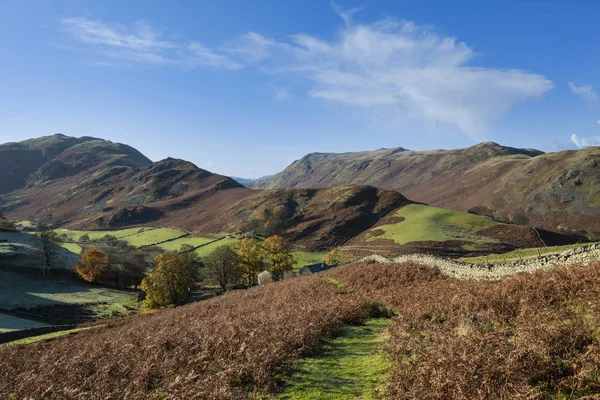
462 242 592 264
194 237 241 257
366 204 499 245
0 270 137 309
0 313 50 333
157 236 216 252
0 232 80 269
278 318 390 399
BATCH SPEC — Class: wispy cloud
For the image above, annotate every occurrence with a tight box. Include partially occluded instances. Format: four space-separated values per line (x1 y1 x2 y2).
569 82 598 104
60 7 554 139
241 8 553 139
60 17 242 69
571 133 600 149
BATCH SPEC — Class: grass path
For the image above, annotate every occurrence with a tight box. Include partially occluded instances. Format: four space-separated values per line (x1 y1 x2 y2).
278 318 391 399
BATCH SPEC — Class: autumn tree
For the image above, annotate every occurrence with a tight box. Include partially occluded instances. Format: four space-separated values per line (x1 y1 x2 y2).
141 252 199 309
204 245 241 291
76 249 110 283
236 238 265 285
324 249 342 266
262 235 296 279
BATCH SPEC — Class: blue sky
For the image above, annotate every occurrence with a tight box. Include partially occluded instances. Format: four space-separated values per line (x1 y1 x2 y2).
1 1 599 177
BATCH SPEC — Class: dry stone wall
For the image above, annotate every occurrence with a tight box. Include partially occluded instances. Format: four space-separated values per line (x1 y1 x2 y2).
358 243 600 280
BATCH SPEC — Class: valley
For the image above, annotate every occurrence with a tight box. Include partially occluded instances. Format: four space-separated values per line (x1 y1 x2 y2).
0 134 599 399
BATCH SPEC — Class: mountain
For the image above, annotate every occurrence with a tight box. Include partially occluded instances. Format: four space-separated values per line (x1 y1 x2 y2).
0 135 410 249
251 143 600 238
0 134 151 194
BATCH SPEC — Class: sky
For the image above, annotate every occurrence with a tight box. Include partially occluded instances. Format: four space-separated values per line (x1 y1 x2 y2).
1 1 599 178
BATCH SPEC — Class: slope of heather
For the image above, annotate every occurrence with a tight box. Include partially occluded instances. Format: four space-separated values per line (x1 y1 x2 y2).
251 143 600 237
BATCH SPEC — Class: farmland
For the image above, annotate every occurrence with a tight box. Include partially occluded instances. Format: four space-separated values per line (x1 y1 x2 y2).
366 204 499 245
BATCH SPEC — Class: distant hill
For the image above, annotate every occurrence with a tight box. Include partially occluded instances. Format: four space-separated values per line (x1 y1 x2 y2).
251 142 600 238
0 135 410 249
0 134 151 194
0 135 583 251
232 175 272 186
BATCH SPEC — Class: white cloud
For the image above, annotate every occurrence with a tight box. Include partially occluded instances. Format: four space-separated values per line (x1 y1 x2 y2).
239 12 553 139
60 17 242 69
569 82 598 103
60 9 554 139
571 133 600 149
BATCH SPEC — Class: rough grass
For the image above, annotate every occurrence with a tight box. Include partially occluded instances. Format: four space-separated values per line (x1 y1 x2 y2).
3 325 105 346
278 318 390 399
461 242 591 264
366 204 499 245
2 260 599 399
325 261 600 399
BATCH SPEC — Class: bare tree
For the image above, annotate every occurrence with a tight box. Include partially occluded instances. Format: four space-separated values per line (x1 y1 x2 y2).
35 228 63 275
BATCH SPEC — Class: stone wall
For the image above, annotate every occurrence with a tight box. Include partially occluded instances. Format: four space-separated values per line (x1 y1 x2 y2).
358 243 600 280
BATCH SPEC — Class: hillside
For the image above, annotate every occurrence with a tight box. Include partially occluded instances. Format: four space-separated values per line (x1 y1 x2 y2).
251 143 600 237
0 135 412 249
0 134 151 194
2 259 600 399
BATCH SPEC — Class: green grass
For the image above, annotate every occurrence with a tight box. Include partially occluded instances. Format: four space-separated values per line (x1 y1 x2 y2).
3 325 105 346
61 242 82 255
194 237 241 258
157 236 215 252
122 228 188 247
461 243 592 264
291 251 327 270
56 227 189 247
366 204 499 245
55 227 148 241
278 318 391 399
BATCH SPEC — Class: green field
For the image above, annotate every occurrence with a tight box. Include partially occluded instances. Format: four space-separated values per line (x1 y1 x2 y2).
0 269 138 332
0 231 80 269
461 243 591 264
291 251 328 270
0 269 138 309
0 313 50 333
279 318 391 399
157 236 216 252
121 228 188 247
55 227 149 241
366 204 499 245
194 237 241 257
